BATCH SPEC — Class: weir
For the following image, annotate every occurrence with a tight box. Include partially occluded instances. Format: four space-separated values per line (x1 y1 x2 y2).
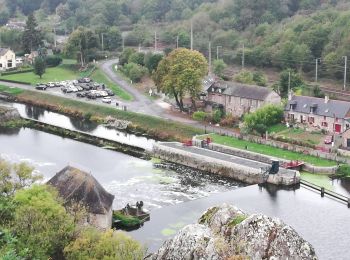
153 142 300 186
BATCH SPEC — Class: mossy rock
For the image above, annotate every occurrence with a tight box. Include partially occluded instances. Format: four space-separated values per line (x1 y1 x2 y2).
199 206 219 225
227 214 247 228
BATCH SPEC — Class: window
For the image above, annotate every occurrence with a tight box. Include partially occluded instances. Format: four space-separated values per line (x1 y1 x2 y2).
321 122 328 127
336 117 339 122
0 63 3 68
324 116 326 120
7 60 12 68
308 117 315 124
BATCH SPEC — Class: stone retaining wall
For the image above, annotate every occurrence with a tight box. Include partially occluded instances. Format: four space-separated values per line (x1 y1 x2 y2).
153 142 299 186
193 136 339 175
0 106 20 122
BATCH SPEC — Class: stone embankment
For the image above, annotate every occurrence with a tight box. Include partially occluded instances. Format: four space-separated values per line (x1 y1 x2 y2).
0 105 20 122
153 142 299 186
150 204 318 260
193 137 338 175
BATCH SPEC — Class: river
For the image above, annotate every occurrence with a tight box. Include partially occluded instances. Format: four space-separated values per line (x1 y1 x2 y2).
0 101 350 259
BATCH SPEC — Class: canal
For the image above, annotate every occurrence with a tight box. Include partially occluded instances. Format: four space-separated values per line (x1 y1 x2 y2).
0 101 350 259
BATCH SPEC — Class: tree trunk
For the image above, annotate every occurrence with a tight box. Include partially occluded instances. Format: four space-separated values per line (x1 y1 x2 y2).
173 91 183 111
191 97 197 111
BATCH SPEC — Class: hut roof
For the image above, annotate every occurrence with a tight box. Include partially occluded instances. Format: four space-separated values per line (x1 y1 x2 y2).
48 166 114 214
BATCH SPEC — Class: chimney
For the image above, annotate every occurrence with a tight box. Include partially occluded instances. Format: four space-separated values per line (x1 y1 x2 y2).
325 95 329 104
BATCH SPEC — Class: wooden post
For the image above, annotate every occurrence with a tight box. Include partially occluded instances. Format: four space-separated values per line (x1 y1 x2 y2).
321 187 325 197
348 198 350 208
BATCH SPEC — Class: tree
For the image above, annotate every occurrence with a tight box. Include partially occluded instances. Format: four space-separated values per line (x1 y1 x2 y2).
64 228 145 260
243 105 284 135
64 27 99 67
11 185 75 259
123 62 148 83
22 14 43 54
144 53 163 73
153 48 208 111
119 48 136 66
34 57 46 79
277 69 304 97
128 52 145 66
213 59 227 78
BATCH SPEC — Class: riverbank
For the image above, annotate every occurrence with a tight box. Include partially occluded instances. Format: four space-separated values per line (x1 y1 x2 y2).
0 86 203 141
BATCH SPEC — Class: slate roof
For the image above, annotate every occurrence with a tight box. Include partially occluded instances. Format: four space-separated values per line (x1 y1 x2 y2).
285 95 350 118
207 81 275 101
48 166 114 215
0 48 10 56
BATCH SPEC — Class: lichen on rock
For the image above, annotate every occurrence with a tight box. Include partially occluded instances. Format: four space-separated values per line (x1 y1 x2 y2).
151 203 318 260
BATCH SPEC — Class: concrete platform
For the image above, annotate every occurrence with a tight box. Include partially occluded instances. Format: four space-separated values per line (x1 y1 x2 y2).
153 142 299 186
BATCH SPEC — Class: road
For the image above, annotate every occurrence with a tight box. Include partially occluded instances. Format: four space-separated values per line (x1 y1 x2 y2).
0 60 239 137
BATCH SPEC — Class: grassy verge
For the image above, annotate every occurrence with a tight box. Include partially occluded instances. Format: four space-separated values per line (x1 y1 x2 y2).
0 85 24 95
0 60 81 85
113 212 141 228
5 89 202 141
90 68 133 101
204 134 337 167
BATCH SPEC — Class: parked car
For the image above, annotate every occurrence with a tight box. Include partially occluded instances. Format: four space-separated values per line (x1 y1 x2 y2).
35 85 47 90
102 97 112 103
46 82 55 88
76 92 87 98
324 135 333 144
87 93 97 99
106 89 114 96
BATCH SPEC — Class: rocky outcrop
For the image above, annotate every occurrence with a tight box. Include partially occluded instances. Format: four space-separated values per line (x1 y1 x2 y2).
0 106 20 122
105 116 130 130
151 204 317 260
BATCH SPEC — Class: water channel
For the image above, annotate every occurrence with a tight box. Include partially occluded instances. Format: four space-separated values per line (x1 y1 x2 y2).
0 101 350 259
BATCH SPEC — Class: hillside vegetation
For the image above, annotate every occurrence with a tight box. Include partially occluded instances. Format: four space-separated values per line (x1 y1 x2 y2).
1 0 350 81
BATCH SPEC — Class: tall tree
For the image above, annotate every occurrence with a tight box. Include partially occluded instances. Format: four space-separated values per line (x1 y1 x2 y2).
153 48 208 111
22 14 43 54
64 27 99 67
34 57 46 79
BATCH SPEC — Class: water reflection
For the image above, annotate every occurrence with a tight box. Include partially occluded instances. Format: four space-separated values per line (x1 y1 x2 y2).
1 101 155 150
0 126 20 135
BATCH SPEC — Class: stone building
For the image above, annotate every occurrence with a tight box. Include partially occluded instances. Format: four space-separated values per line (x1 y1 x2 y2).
0 48 16 71
206 81 281 117
48 166 114 230
285 95 350 134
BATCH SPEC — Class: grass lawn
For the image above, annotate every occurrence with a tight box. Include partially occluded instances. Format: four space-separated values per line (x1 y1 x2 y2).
0 85 24 95
90 68 133 101
275 128 325 146
204 134 337 167
267 124 288 133
8 89 203 141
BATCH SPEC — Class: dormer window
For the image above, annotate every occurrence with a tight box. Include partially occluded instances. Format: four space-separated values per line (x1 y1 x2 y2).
310 103 317 114
289 101 297 110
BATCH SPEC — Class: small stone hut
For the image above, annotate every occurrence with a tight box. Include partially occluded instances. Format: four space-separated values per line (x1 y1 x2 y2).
48 166 114 230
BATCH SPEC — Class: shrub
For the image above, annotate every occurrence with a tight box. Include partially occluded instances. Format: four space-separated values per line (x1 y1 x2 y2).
192 111 208 121
235 70 254 84
45 55 62 67
220 114 239 127
123 62 147 83
336 164 350 177
252 71 267 86
212 109 223 124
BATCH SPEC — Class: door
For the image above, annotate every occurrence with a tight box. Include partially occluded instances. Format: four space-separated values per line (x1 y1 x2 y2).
334 124 342 133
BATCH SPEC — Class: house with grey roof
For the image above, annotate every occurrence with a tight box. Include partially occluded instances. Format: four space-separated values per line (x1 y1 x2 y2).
206 81 281 117
285 94 350 134
0 48 16 71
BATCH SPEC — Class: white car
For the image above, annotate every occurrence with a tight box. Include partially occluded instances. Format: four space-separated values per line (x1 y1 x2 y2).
102 97 112 103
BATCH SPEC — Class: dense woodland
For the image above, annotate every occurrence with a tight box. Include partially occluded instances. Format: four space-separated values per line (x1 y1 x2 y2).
1 0 350 79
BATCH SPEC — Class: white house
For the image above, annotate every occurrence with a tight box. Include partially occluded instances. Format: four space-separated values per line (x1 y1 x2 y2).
0 48 16 71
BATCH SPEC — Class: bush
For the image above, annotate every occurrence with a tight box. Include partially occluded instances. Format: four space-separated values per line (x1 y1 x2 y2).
123 62 147 83
252 71 267 86
192 111 208 121
235 70 254 84
45 55 62 67
128 52 145 66
212 109 223 124
220 114 239 127
336 164 350 177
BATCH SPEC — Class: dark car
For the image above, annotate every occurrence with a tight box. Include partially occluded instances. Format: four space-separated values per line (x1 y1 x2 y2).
106 89 114 96
76 92 87 98
35 85 47 90
86 93 97 99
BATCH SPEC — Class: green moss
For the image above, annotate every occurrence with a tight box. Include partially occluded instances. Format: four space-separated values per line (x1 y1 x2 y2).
113 212 141 228
199 206 219 224
227 215 247 228
161 228 177 236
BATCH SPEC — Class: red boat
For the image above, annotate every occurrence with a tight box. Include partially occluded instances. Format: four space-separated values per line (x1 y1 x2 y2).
282 160 304 169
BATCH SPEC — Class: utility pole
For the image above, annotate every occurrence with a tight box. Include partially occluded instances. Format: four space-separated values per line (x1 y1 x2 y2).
315 58 320 83
122 36 125 52
101 33 104 51
176 35 179 49
53 27 57 48
154 31 157 52
288 71 291 94
190 20 193 50
209 41 212 74
216 46 222 60
343 56 348 91
242 44 245 69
